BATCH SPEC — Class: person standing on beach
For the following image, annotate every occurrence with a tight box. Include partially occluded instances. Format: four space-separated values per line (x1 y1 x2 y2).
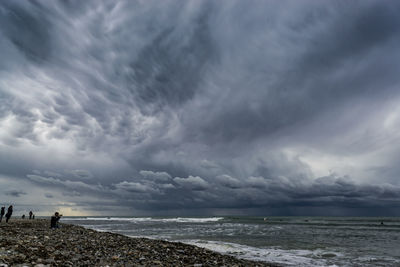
5 205 13 223
0 207 4 222
29 211 33 220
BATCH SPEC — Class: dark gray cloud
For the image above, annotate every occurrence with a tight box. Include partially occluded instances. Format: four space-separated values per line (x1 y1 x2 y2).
0 0 400 216
0 1 52 62
5 190 27 197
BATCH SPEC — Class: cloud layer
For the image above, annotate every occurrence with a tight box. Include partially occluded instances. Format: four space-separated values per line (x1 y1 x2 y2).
1 0 400 216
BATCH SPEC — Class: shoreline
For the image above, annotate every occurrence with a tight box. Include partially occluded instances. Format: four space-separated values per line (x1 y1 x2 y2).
0 219 278 266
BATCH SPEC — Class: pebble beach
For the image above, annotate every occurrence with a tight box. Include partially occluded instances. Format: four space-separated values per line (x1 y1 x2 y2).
0 219 276 266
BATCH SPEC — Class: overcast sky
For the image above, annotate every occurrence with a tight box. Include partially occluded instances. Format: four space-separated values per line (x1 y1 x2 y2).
1 0 400 216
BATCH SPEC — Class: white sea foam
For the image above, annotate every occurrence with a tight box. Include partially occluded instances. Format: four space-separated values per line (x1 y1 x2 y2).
155 217 224 223
64 217 224 223
86 217 153 221
180 240 341 267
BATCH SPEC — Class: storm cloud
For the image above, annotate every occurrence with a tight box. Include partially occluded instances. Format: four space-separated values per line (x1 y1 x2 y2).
1 0 400 216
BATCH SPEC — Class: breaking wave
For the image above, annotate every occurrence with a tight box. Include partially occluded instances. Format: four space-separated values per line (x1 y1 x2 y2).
65 217 224 223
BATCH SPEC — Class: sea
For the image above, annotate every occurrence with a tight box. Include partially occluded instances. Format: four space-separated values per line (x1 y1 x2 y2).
62 216 400 266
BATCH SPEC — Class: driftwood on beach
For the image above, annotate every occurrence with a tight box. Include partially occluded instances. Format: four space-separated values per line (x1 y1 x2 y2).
0 219 275 266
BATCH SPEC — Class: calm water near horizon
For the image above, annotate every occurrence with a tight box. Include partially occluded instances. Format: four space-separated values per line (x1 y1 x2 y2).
62 216 400 266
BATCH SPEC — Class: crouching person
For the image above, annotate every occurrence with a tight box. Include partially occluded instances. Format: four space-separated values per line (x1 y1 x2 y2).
50 212 62 229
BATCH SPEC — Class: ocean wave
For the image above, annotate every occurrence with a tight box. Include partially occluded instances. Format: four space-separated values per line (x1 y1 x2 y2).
156 217 224 223
64 217 224 223
180 240 341 267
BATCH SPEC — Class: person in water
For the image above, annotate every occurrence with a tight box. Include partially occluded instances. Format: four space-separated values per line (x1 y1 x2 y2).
5 205 13 223
29 211 33 220
50 212 62 229
0 207 5 222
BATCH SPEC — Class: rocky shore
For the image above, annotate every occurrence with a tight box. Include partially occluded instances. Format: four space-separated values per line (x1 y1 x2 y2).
0 219 277 266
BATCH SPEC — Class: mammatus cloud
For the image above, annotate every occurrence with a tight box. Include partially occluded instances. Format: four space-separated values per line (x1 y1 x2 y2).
0 0 400 215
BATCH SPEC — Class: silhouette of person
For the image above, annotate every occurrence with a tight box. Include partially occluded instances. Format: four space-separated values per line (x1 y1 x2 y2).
0 207 4 222
5 205 13 223
50 212 62 229
29 211 33 220
32 214 35 220
22 214 25 219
